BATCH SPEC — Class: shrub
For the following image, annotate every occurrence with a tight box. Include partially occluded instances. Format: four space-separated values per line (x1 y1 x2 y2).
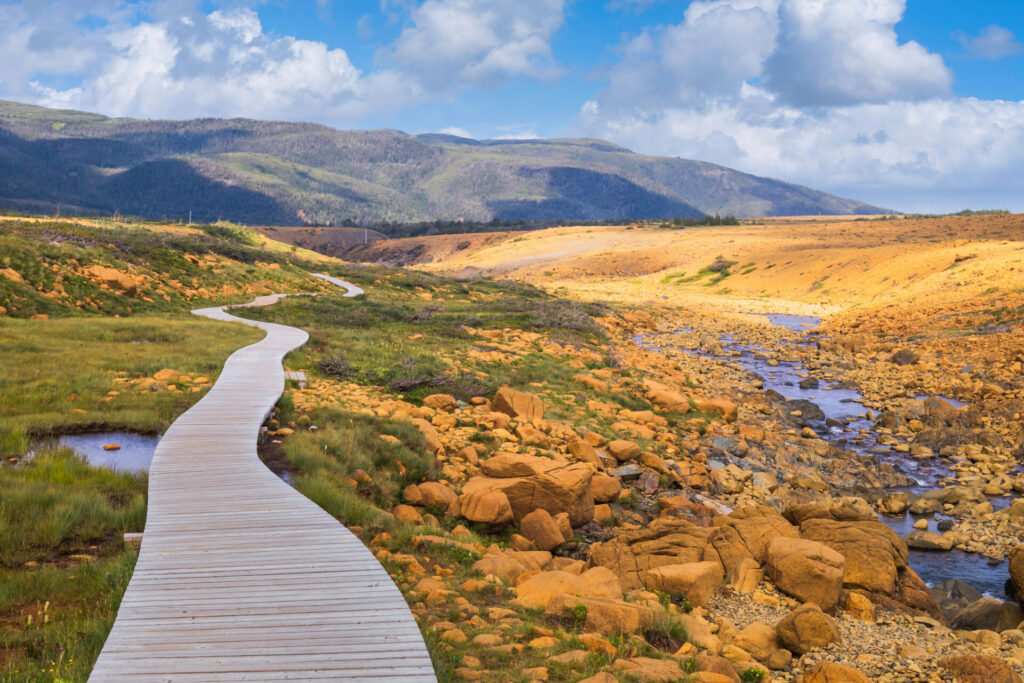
741 667 766 683
318 355 353 378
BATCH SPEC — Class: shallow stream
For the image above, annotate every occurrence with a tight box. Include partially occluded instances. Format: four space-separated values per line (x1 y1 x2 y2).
635 314 1011 598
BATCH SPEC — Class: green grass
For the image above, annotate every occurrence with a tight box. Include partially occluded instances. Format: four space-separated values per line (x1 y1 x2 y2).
0 316 262 434
0 448 146 681
659 271 687 285
0 553 137 683
277 407 436 524
0 219 337 319
0 449 146 567
238 276 609 405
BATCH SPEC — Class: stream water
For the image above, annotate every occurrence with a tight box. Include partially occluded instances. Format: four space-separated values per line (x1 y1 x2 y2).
635 314 1011 598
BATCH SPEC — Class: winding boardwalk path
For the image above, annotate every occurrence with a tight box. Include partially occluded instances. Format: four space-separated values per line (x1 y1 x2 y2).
90 275 435 682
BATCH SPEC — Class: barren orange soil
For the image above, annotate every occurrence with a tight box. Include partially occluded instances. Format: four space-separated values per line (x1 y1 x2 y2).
373 215 1024 321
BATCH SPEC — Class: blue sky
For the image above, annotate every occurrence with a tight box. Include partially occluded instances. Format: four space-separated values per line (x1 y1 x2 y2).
2 0 1023 211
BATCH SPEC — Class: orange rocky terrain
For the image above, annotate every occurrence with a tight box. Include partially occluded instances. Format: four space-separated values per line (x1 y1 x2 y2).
325 213 1024 681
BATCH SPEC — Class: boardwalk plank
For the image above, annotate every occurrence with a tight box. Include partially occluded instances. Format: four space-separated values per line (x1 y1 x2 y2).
90 276 435 682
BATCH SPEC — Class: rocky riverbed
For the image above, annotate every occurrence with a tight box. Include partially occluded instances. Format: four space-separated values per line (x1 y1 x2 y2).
635 312 1024 601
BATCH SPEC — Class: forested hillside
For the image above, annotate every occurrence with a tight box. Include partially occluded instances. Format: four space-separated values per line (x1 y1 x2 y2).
0 100 887 225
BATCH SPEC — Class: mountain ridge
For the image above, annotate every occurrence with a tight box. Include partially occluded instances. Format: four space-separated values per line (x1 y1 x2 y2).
0 99 889 226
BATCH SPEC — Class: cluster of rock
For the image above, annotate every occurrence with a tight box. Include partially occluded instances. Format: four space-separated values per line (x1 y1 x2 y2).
278 301 1024 681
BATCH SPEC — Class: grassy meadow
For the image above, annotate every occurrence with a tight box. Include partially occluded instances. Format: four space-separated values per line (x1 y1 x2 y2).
0 449 146 682
0 218 340 680
0 316 262 437
2 216 712 680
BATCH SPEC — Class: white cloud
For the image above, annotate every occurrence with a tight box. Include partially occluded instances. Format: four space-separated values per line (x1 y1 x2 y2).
387 0 566 89
957 25 1024 60
576 0 1024 210
2 0 571 125
594 0 950 115
437 126 474 138
3 3 422 123
764 0 951 106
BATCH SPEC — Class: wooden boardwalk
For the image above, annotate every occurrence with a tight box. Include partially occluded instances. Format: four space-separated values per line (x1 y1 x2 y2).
90 276 435 682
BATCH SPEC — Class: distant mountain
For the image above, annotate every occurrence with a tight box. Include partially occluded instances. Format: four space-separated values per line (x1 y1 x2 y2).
0 99 888 226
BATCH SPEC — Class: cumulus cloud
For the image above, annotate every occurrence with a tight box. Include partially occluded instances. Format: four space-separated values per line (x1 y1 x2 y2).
957 25 1024 60
577 0 1024 210
1 0 570 124
594 0 950 115
387 0 566 89
0 2 422 122
764 0 951 106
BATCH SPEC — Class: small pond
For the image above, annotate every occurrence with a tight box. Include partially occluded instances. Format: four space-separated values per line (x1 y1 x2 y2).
38 432 160 473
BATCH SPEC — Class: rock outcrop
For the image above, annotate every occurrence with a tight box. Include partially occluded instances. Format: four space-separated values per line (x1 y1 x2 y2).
764 537 845 611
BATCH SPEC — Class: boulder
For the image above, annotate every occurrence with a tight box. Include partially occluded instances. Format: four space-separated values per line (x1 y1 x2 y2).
767 649 793 670
694 655 742 682
775 603 840 655
931 579 983 619
611 657 685 682
422 394 458 411
516 424 550 447
785 498 876 524
392 505 423 524
709 464 750 495
520 508 565 551
568 437 603 467
481 452 560 478
458 488 513 526
708 507 800 575
472 555 537 581
545 594 650 635
697 398 739 422
765 537 845 611
938 655 1022 683
891 349 920 366
678 614 723 654
513 567 620 609
591 472 622 503
644 382 692 413
799 518 907 595
153 368 181 383
0 267 25 283
728 557 763 594
896 566 944 619
460 463 594 526
85 265 140 296
799 662 871 683
588 518 715 589
1010 546 1024 598
732 622 778 662
841 592 876 621
904 530 954 551
578 675 618 683
415 482 457 508
949 598 1009 632
553 512 574 543
608 440 640 461
492 387 544 420
643 561 723 607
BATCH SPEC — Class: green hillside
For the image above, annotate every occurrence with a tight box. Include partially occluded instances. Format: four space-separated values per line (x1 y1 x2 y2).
0 99 888 226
